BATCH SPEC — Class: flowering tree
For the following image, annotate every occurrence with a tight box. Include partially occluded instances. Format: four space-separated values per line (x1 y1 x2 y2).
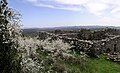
0 0 22 73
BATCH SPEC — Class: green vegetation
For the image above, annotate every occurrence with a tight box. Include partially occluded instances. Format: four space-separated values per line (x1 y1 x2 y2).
37 46 120 73
0 0 120 73
88 55 120 73
0 0 22 73
43 54 120 73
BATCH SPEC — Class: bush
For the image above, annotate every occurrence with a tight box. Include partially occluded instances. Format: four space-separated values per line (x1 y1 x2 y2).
0 0 22 73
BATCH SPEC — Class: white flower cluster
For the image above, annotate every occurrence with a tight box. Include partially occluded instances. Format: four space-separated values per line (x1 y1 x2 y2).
18 37 41 73
39 38 70 52
18 37 70 73
17 37 72 73
21 58 40 73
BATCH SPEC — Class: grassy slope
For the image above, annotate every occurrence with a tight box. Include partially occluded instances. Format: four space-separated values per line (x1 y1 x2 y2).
62 55 120 73
88 55 120 73
37 49 120 73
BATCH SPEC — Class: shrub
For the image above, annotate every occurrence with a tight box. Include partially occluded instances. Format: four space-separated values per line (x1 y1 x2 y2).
0 0 22 73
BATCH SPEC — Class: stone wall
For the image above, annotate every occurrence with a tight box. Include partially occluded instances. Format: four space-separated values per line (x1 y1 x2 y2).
38 28 120 60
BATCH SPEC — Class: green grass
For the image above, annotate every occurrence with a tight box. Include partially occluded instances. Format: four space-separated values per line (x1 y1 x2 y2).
62 55 120 73
37 49 120 73
88 55 120 73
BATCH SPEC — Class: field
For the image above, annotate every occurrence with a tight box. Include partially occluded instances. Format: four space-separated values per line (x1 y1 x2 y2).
63 55 120 73
89 55 120 73
21 28 120 73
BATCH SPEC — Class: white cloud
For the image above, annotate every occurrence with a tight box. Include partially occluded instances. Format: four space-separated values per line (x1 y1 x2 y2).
100 0 120 6
85 2 109 15
24 0 120 25
25 0 88 11
36 3 82 11
111 8 120 18
55 0 90 5
98 17 120 26
26 0 38 2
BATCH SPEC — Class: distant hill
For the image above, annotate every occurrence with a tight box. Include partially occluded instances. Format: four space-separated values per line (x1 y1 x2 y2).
23 26 120 31
22 26 120 37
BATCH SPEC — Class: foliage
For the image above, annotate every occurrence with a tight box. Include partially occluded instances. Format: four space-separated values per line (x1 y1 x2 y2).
0 0 120 73
19 37 90 73
17 37 71 73
0 0 22 73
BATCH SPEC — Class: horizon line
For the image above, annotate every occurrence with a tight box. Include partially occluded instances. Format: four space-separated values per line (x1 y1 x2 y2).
22 25 120 29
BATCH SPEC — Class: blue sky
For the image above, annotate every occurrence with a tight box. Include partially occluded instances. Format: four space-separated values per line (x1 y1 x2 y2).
9 0 120 28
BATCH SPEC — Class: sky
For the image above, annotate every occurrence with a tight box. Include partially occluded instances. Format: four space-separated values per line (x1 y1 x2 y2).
9 0 120 28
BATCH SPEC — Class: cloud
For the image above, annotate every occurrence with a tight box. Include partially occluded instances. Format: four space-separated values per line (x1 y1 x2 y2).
26 0 38 2
85 2 110 15
98 17 120 26
55 0 90 5
24 0 120 23
35 3 82 11
111 8 120 18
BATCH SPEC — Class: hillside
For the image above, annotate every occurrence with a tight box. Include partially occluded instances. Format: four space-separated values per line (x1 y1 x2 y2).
22 26 120 37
